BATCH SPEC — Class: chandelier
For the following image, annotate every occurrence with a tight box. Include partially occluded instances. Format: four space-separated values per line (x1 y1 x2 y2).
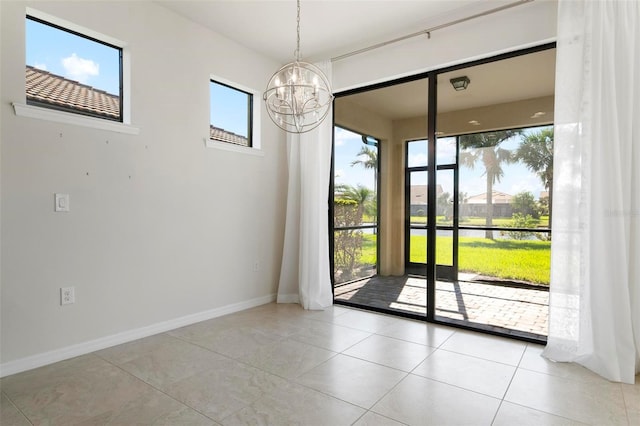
263 0 334 134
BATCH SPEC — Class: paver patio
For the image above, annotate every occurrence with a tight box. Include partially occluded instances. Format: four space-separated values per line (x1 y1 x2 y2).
334 274 548 340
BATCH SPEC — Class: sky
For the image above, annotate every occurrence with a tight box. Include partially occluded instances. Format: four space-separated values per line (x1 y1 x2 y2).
210 81 250 137
26 18 120 95
26 17 247 135
335 126 551 200
334 127 377 191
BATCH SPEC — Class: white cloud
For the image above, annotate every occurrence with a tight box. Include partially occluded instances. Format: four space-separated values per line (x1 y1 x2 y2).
335 169 344 179
61 53 99 84
408 152 428 167
34 63 48 71
334 127 360 146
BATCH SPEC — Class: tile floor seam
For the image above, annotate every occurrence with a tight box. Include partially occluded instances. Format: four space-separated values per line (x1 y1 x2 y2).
288 330 373 353
432 346 522 368
489 349 526 425
515 362 614 385
350 410 368 425
495 399 593 425
1 390 35 426
245 344 341 383
366 372 415 420
363 371 412 412
490 400 507 426
357 410 411 426
160 329 250 360
290 375 385 412
91 352 221 424
407 372 505 403
371 330 437 348
435 327 458 349
338 350 425 374
430 346 521 368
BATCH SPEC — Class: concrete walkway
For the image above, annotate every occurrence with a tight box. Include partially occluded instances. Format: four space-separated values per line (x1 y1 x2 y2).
334 275 548 339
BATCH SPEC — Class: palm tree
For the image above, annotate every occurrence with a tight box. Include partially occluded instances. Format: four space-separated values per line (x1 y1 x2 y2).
350 145 378 170
335 184 373 222
459 130 521 239
515 128 554 228
350 145 378 220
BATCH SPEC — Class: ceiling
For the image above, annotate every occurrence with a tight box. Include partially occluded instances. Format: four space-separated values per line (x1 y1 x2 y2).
341 47 556 120
157 1 555 124
157 0 527 64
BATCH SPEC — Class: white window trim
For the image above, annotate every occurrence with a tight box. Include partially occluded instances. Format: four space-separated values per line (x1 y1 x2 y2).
205 139 265 157
207 74 262 155
24 7 135 128
13 103 140 135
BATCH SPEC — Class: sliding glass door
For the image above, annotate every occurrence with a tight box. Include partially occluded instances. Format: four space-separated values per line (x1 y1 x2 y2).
332 44 555 342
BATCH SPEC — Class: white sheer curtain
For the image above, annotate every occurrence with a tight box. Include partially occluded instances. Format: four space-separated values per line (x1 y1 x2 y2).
543 0 640 384
276 61 334 310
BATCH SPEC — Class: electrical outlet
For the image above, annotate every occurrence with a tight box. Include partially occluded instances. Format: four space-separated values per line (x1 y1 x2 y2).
253 261 260 271
60 287 75 305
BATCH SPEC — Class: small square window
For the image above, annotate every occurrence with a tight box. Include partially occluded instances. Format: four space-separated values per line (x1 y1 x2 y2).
25 15 123 122
210 80 252 147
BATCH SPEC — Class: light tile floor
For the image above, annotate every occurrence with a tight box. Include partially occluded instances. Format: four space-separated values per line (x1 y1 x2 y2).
1 303 638 425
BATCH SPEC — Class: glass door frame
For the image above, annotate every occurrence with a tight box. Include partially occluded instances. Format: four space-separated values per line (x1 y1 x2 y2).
404 139 460 282
329 126 381 287
331 42 555 342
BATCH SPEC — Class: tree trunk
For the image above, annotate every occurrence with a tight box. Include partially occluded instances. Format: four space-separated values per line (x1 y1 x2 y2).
548 179 553 230
486 175 494 240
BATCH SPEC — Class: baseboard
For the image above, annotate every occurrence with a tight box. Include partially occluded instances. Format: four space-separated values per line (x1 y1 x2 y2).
0 293 276 378
276 293 300 304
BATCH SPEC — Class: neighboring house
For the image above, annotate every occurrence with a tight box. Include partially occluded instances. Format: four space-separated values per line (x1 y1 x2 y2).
409 184 442 216
461 190 513 217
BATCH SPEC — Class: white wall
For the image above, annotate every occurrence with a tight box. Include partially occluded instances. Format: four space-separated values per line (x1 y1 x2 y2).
0 1 287 372
1 0 558 374
332 0 557 92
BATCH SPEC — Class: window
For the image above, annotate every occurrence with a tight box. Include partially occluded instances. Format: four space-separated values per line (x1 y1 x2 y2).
25 14 123 122
209 80 252 148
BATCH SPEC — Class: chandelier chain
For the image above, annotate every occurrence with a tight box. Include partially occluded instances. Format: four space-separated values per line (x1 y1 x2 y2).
263 0 333 133
295 0 301 61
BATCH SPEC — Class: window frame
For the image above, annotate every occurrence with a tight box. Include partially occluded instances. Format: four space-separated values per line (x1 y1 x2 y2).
26 14 124 122
15 8 138 134
206 75 262 155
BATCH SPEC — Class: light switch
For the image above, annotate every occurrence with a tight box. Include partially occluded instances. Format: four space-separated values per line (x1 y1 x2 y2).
54 193 70 212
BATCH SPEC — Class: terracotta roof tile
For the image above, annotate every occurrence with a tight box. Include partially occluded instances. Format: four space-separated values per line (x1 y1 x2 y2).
25 66 249 145
209 125 249 147
25 65 120 120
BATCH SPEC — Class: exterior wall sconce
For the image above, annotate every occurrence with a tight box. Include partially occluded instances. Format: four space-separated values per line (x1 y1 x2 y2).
450 76 470 91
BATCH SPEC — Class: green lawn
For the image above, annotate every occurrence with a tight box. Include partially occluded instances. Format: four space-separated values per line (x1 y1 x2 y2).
410 216 550 227
359 234 550 285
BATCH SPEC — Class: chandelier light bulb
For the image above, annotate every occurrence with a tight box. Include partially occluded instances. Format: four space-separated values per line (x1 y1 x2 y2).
263 0 334 134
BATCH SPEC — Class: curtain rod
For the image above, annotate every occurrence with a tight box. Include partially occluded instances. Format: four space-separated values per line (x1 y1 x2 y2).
331 0 534 62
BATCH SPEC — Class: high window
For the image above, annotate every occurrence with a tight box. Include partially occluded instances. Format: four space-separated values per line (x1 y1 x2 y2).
209 80 253 148
25 15 123 122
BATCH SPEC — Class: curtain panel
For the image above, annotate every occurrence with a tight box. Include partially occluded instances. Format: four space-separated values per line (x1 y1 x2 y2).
276 62 334 310
543 0 640 384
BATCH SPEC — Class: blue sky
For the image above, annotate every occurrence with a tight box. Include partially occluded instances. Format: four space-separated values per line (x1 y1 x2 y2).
26 18 120 95
335 126 551 200
334 127 377 191
26 17 246 135
210 81 250 137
